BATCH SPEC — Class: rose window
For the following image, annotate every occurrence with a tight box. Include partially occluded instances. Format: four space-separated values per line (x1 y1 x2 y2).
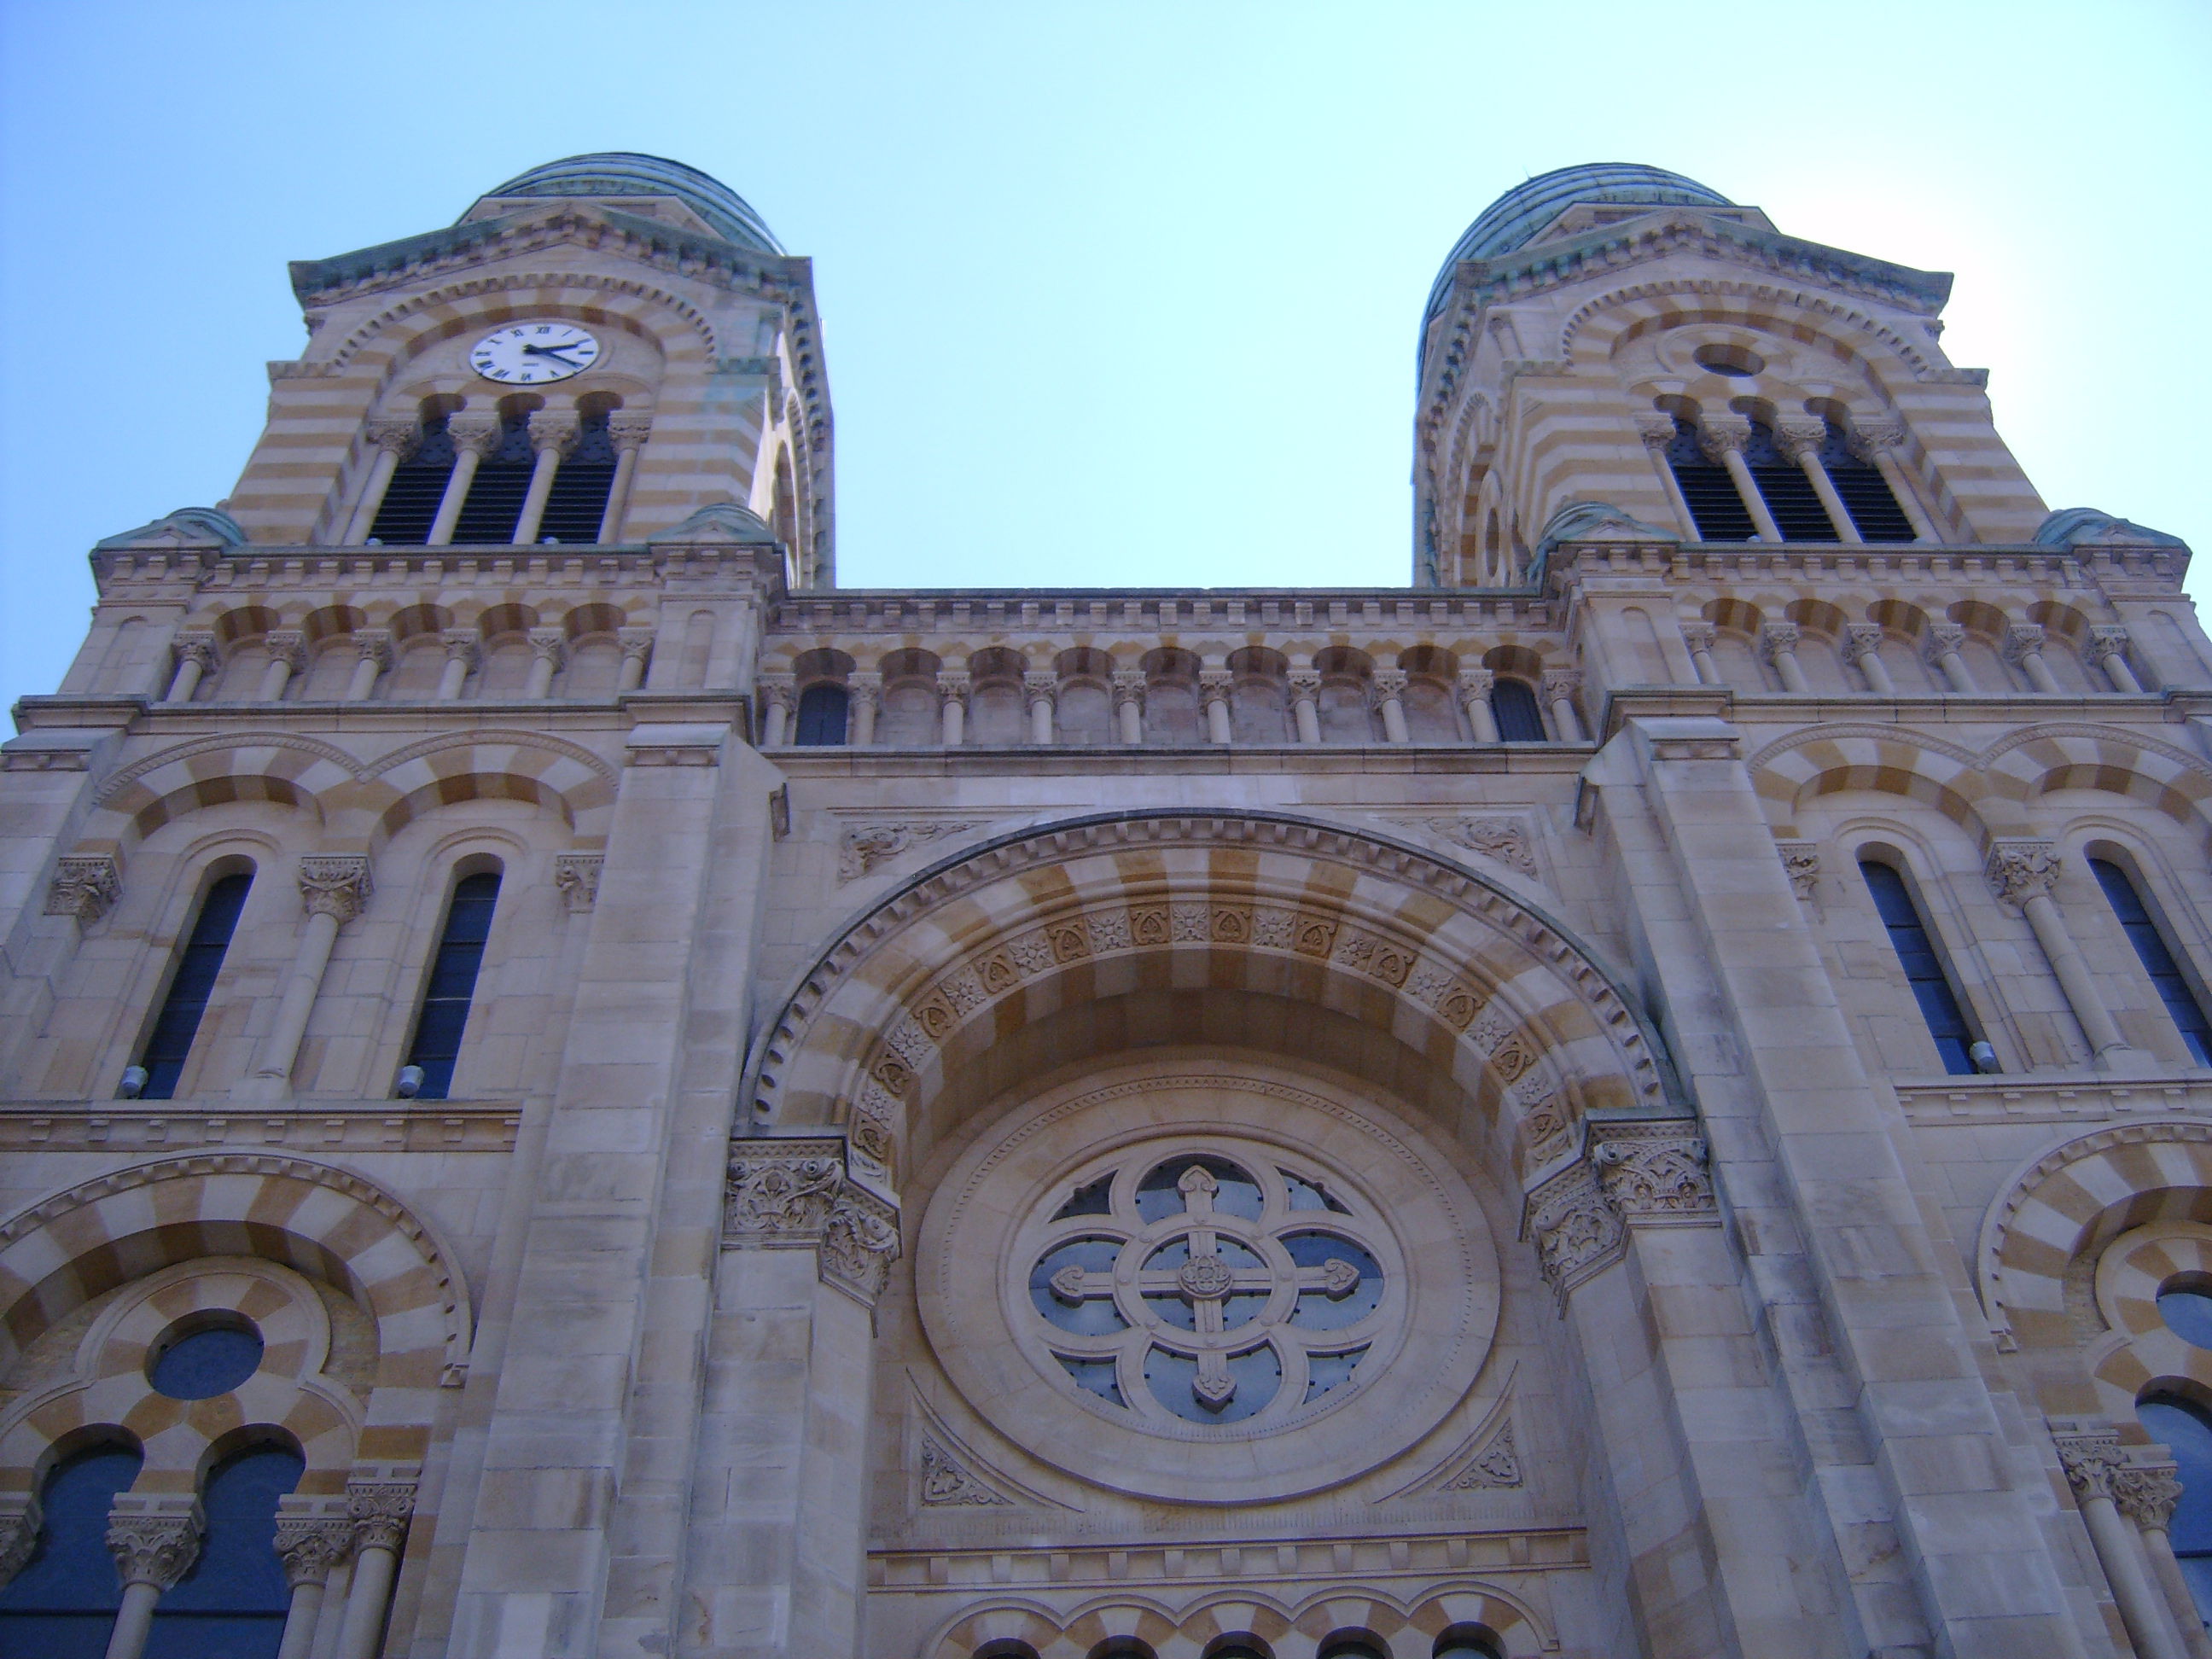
1024 1152 1391 1429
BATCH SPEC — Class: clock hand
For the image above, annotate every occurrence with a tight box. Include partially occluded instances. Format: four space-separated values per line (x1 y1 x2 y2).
522 343 585 359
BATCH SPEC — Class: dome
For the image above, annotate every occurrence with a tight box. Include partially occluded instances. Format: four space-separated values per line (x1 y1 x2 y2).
1425 163 1732 323
463 152 782 254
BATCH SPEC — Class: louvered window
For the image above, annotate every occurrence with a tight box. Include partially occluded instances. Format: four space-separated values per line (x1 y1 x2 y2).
405 872 501 1099
1817 423 1916 543
137 871 252 1099
2091 859 2212 1064
1663 419 1755 541
1860 861 1976 1074
1743 421 1836 541
538 412 619 543
365 417 455 545
451 417 536 544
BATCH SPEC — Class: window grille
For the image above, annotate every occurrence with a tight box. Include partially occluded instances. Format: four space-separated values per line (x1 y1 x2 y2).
1816 423 1916 542
451 417 537 544
404 871 502 1099
537 412 619 543
795 683 850 746
1860 861 1976 1074
1662 419 1755 540
137 871 253 1099
365 417 454 544
1488 678 1546 742
2091 859 2212 1064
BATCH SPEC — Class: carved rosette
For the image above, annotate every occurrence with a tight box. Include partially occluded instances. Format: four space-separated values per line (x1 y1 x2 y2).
2114 1459 2184 1530
274 1516 358 1586
0 1497 40 1586
725 1138 903 1307
299 856 373 924
346 1481 416 1554
1984 840 2060 909
45 854 121 923
1522 1117 1715 1296
106 1513 202 1590
1775 841 1820 901
553 853 602 914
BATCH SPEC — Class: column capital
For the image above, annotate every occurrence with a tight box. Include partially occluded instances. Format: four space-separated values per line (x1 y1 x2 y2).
606 411 654 452
1847 415 1906 459
755 672 796 712
2052 1422 2126 1500
1523 1118 1715 1298
936 670 970 707
1198 670 1236 707
527 626 567 666
1984 839 2061 908
1111 668 1147 707
299 855 373 923
2087 625 2134 662
1923 622 1969 660
446 413 504 457
1540 667 1583 699
352 627 393 670
1757 622 1802 663
1633 412 1679 451
1677 622 1716 654
441 628 480 667
1289 668 1325 698
44 854 121 923
274 1516 358 1587
2001 623 2048 664
346 1475 417 1553
172 630 219 670
1370 668 1409 700
617 626 655 664
365 417 421 457
264 629 306 672
1770 415 1829 461
1696 414 1754 461
847 671 882 709
1022 670 1059 704
724 1137 903 1307
1842 623 1887 663
525 410 581 456
106 1507 203 1590
554 853 602 914
2115 1457 2186 1530
1776 839 1820 900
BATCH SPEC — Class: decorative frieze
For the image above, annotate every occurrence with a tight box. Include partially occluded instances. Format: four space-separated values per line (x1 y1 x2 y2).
724 1136 903 1307
44 854 121 923
299 855 373 923
1394 815 1539 876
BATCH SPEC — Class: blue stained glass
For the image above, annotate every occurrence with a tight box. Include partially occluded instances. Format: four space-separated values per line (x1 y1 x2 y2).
2139 1396 2212 1563
1054 1354 1124 1406
1144 1344 1279 1424
0 1444 142 1656
145 1446 301 1659
1030 1237 1126 1334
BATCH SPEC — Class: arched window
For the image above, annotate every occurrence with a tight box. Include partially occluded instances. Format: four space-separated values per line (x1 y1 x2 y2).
1743 420 1835 541
366 416 454 545
1860 860 1977 1074
1817 422 1915 543
1489 678 1546 742
2138 1394 2212 1621
451 416 536 544
148 1444 302 1654
137 871 253 1100
538 411 618 544
1434 1632 1503 1659
2091 859 2212 1065
405 871 502 1100
1318 1639 1388 1659
795 683 850 747
0 1443 143 1656
1662 418 1755 541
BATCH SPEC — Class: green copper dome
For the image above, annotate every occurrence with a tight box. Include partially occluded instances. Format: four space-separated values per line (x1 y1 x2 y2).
464 153 782 254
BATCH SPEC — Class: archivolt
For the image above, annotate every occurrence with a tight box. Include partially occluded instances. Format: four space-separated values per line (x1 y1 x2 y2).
1561 276 1941 379
746 812 1678 1189
326 268 723 375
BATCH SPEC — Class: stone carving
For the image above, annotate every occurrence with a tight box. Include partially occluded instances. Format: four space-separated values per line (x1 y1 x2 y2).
607 412 654 453
725 1141 845 1240
756 673 796 713
2053 1425 2124 1500
1111 669 1146 708
346 1481 416 1553
1757 623 1801 666
526 411 581 456
822 1189 901 1304
919 1436 1011 1507
1769 416 1827 462
447 414 504 457
2000 624 2046 666
527 627 567 667
265 629 307 672
106 1513 202 1589
274 1516 358 1586
1592 1127 1714 1220
1370 668 1409 704
1398 816 1539 875
1523 1161 1622 1297
1924 623 1968 662
1842 624 1888 665
1984 840 2061 908
837 821 985 882
1443 1421 1523 1489
172 631 219 672
44 854 121 922
618 626 655 669
364 417 420 458
2087 626 2133 665
1022 670 1058 707
1696 415 1753 461
1846 416 1906 460
1288 669 1323 700
352 627 393 671
935 670 970 709
1540 668 1583 700
1455 667 1495 700
554 853 602 913
441 629 480 670
298 856 373 923
1633 412 1678 450
1775 840 1819 900
1525 1119 1714 1295
0 1499 40 1586
2114 1460 2184 1529
1679 622 1717 655
1198 670 1236 707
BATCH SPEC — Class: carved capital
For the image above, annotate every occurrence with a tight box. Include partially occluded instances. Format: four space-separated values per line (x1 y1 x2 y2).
527 627 567 667
822 1186 901 1305
299 855 372 924
1847 416 1906 460
935 670 970 708
1540 668 1583 701
1842 623 1888 664
1776 840 1820 900
346 1480 416 1554
106 1511 202 1590
2115 1458 2185 1530
446 414 504 457
617 626 655 665
847 671 882 713
1633 412 1679 451
441 628 480 667
0 1496 40 1586
554 853 602 914
1679 622 1716 655
1984 839 2060 908
1696 414 1753 462
756 673 796 713
1591 1123 1716 1222
606 412 653 453
1923 622 1968 661
2053 1425 2125 1502
725 1140 845 1241
2087 625 2133 663
45 855 121 923
1111 669 1147 708
264 629 306 672
526 411 581 457
1522 1161 1623 1297
172 630 219 672
1770 416 1828 462
365 417 421 457
1370 668 1409 704
352 627 393 670
1022 670 1059 707
1198 670 1236 708
1757 622 1801 664
1288 669 1324 700
273 1516 358 1586
2001 624 2047 665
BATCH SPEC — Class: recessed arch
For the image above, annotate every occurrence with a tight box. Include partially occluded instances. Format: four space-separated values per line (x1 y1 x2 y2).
1562 277 1941 381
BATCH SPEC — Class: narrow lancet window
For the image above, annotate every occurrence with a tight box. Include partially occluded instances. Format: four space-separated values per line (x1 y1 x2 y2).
1818 422 1916 543
538 410 618 543
451 416 536 544
365 416 455 544
405 872 501 1100
1488 678 1545 742
137 871 253 1100
2091 858 2212 1064
1662 418 1755 540
1860 860 1976 1074
795 683 850 746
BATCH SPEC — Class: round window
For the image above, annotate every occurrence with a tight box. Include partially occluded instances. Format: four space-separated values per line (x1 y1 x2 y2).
147 1317 263 1400
1693 344 1765 377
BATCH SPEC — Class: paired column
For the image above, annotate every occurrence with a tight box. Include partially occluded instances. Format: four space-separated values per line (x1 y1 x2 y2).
1924 623 1979 692
1843 625 1895 694
1772 416 1864 543
1112 670 1146 745
1371 669 1410 743
2092 626 2146 692
512 413 580 545
344 630 391 702
755 675 795 748
1698 416 1784 543
1759 623 1811 693
1541 669 1586 741
597 413 653 543
2053 1425 2192 1659
250 856 372 1092
341 419 422 545
435 631 479 701
2005 624 2065 692
1985 841 2148 1069
335 1476 415 1659
847 672 881 746
1023 671 1058 744
1456 668 1499 742
102 1502 201 1659
427 416 502 547
165 632 218 703
259 631 306 702
1199 670 1235 745
938 672 969 746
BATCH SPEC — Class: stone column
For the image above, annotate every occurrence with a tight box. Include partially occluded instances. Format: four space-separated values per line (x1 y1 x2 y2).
1678 624 1720 687
250 856 371 1092
938 671 969 747
2116 1453 2212 1659
1112 670 1146 745
1287 669 1324 744
1924 623 1979 693
436 630 480 701
1200 670 1236 745
513 412 580 545
1635 412 1698 538
1773 416 1863 544
755 676 795 748
2055 1427 2190 1659
2005 624 2064 692
2091 626 2146 692
428 416 502 547
1759 623 1811 693
165 632 218 703
616 627 655 693
343 630 391 702
341 419 421 545
274 1514 358 1659
522 628 567 699
258 631 306 702
1848 418 1939 543
102 1504 202 1659
1985 841 2147 1069
1371 669 1411 743
1023 671 1059 745
1541 669 1586 741
1843 625 1895 695
1455 669 1499 742
597 414 653 543
1697 416 1784 542
847 672 881 747
335 1475 414 1659
704 1137 900 1659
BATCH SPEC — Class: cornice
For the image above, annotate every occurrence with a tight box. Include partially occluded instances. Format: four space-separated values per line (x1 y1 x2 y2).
90 542 787 601
0 1101 522 1153
766 744 1596 778
1540 538 2186 595
767 587 1556 634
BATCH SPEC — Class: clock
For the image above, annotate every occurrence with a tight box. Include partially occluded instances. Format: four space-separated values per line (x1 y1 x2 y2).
469 322 601 385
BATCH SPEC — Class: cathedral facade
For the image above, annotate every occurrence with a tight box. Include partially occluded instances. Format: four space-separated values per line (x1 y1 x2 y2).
2 151 2210 1659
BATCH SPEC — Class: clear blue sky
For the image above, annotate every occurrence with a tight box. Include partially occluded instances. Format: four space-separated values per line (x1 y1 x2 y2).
3 2 2208 707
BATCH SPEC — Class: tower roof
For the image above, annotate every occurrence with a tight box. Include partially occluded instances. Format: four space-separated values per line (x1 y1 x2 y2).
463 152 783 254
1424 163 1733 323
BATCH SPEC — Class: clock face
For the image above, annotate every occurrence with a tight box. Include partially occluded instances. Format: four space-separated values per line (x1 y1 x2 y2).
469 323 602 384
